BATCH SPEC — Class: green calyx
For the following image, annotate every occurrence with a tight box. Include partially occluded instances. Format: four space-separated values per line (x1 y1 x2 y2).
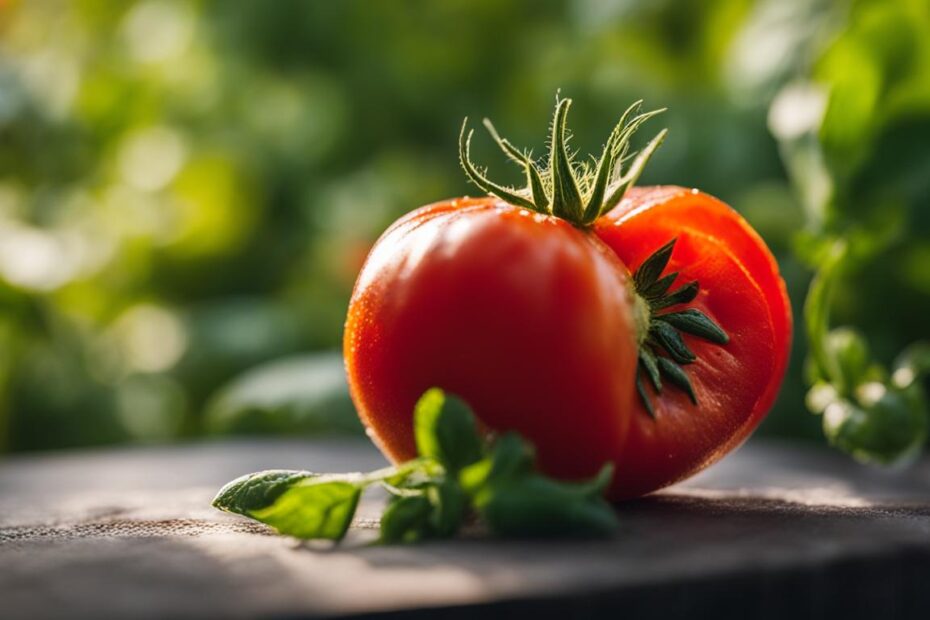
459 95 667 227
632 238 729 418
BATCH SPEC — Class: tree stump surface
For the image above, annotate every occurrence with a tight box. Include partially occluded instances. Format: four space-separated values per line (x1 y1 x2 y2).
2 438 930 619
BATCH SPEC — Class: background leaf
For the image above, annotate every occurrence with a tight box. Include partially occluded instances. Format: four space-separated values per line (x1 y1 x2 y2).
204 352 362 436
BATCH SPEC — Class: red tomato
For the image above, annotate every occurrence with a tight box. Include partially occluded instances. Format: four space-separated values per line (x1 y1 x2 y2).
345 198 639 481
344 98 792 500
594 186 792 498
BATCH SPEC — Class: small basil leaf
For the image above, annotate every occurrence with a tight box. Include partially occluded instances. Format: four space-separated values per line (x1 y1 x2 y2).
427 478 467 537
250 478 362 540
458 458 492 494
414 388 483 473
212 469 316 515
486 433 535 480
460 432 534 494
380 494 433 543
477 474 619 538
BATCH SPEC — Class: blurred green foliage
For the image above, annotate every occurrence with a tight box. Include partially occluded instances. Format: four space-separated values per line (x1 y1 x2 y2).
0 0 926 452
772 0 930 463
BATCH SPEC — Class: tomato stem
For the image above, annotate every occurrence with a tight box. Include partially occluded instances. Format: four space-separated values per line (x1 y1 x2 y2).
459 95 667 227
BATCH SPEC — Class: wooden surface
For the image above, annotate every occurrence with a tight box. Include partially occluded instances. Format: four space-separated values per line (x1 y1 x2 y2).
2 438 930 619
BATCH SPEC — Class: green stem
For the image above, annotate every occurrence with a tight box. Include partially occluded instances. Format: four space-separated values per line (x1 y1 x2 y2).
362 457 437 487
803 240 849 395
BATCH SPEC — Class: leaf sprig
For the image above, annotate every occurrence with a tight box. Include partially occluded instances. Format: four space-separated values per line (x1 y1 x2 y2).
212 388 619 542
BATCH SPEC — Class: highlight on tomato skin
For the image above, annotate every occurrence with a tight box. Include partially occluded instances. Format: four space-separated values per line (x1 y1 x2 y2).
343 97 793 501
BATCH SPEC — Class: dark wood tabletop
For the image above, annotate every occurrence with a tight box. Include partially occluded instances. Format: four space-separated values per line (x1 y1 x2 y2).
2 438 930 619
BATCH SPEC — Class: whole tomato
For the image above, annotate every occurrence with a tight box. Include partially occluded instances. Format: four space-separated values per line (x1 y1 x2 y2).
344 98 791 499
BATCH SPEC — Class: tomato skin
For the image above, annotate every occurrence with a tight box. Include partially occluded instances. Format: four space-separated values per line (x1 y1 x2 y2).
594 186 792 498
345 187 790 501
345 198 638 481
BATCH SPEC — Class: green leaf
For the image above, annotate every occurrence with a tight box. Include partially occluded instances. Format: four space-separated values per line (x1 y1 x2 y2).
381 476 468 542
460 432 534 493
475 468 618 538
427 478 467 537
826 327 870 390
822 388 927 466
213 469 376 541
204 353 362 437
816 36 882 184
468 439 617 538
250 478 362 540
212 469 317 515
414 388 483 473
486 433 535 479
380 495 433 544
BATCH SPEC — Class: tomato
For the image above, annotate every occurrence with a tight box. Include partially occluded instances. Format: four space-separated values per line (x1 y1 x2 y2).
594 186 791 498
343 98 791 500
345 198 639 480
